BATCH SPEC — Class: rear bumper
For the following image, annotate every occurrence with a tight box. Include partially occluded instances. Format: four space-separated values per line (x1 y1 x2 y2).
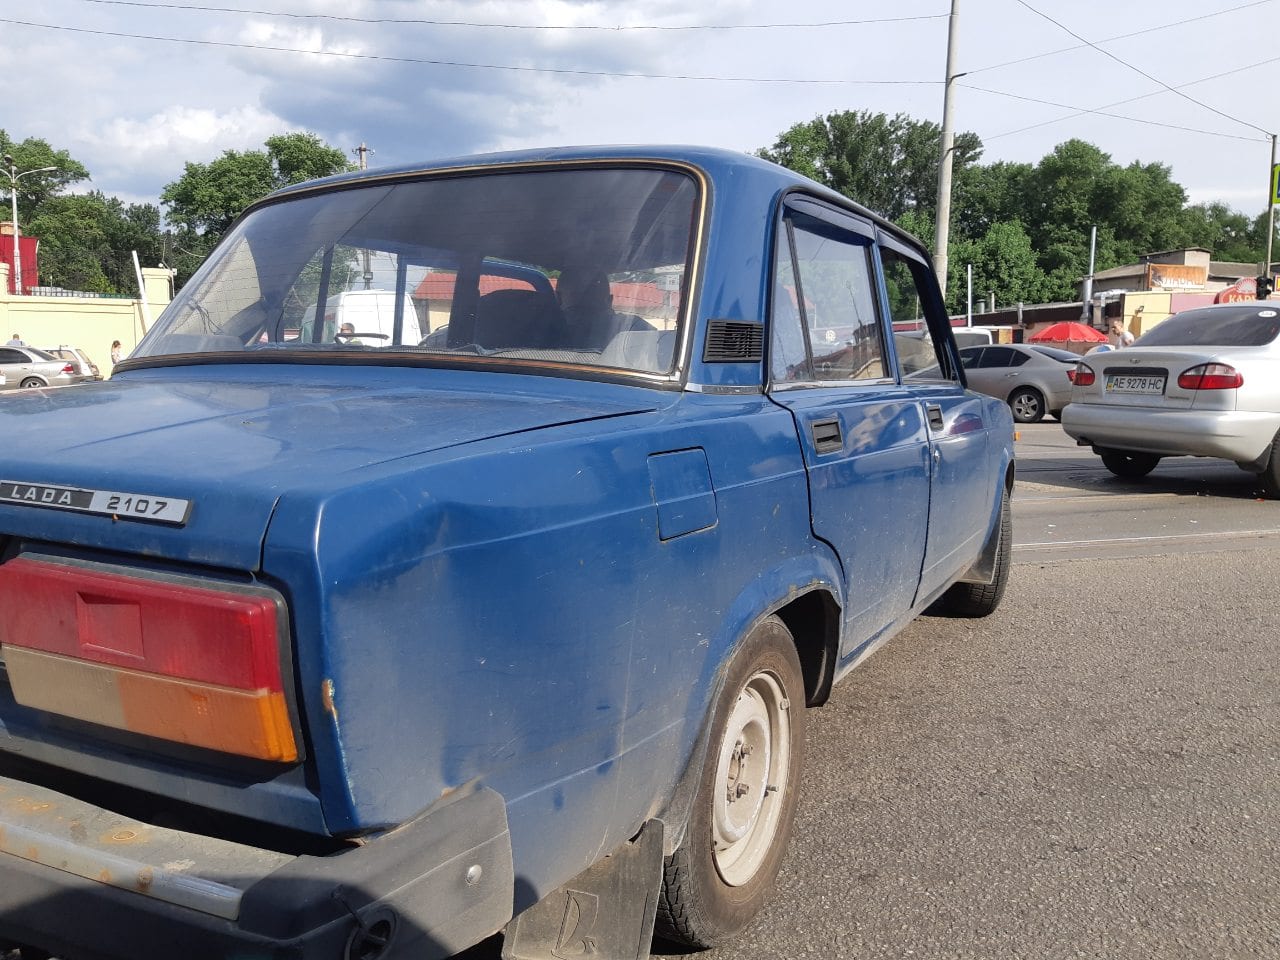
1061 405 1280 464
0 775 514 960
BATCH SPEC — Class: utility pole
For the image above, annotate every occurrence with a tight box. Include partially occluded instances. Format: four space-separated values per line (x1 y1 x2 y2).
1081 225 1097 322
933 0 961 292
353 143 373 289
1267 133 1277 286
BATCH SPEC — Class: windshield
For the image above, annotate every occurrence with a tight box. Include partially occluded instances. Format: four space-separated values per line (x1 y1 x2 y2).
1137 305 1280 347
135 166 699 376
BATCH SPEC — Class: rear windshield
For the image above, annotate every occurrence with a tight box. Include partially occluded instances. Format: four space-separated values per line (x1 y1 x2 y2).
133 166 699 377
1029 345 1079 362
1137 305 1280 347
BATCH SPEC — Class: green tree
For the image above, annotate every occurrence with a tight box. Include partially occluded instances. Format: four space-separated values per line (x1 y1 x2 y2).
161 132 352 287
946 221 1052 310
757 110 983 222
162 132 351 237
0 130 90 222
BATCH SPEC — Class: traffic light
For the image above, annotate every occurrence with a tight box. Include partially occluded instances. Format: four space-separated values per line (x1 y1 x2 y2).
1258 275 1274 300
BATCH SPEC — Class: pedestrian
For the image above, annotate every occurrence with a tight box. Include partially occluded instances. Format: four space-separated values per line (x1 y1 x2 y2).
110 340 122 368
5 333 23 346
1109 319 1134 348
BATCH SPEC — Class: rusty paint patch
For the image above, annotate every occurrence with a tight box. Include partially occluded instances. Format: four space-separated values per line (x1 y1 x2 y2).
321 678 339 721
104 828 142 844
98 868 113 883
69 820 87 842
136 867 154 892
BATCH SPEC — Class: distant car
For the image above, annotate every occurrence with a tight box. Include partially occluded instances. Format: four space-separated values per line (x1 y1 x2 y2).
41 345 101 380
1062 302 1280 491
958 343 1078 423
952 325 1000 348
0 345 81 390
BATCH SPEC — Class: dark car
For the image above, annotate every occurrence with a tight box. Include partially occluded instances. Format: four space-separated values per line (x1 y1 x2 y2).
0 146 1014 960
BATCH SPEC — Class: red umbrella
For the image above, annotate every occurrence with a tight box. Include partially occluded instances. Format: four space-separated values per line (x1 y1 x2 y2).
1027 321 1109 344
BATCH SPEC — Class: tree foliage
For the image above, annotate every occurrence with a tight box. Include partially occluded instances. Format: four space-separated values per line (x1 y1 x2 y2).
27 193 164 294
758 110 982 222
0 130 90 222
160 132 352 286
759 113 1273 311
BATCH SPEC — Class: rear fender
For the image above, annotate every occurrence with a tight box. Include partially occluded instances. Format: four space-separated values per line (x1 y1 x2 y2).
652 551 842 853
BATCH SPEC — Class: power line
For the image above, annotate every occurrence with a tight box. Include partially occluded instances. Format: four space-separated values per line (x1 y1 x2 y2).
0 16 939 84
1011 0 1273 137
965 84 1267 143
967 0 1274 76
976 53 1280 142
68 0 949 31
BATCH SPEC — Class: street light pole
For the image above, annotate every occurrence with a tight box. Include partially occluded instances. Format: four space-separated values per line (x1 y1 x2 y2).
933 0 961 293
3 155 57 295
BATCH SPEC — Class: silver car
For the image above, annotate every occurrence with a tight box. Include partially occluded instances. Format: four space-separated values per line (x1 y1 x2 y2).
41 345 101 381
1061 302 1280 492
959 343 1077 423
0 345 81 390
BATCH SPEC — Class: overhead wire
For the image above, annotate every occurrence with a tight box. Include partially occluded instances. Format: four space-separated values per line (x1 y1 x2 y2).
1010 0 1273 137
965 0 1274 76
974 54 1280 142
65 0 949 30
0 16 936 85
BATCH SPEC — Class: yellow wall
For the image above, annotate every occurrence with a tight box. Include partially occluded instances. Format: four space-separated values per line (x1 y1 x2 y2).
1119 292 1172 337
0 267 172 377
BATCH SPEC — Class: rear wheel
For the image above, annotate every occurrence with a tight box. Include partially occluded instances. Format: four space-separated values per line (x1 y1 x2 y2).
933 488 1011 618
1100 449 1160 479
656 616 805 948
1008 387 1044 423
19 377 45 389
1256 433 1280 498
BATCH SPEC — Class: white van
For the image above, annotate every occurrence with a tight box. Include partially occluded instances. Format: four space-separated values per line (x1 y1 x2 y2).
951 326 998 348
300 290 423 345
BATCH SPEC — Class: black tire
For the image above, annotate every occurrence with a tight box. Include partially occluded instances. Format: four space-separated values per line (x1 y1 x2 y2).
933 487 1011 618
656 616 806 949
1008 387 1045 423
1100 449 1160 479
19 377 45 389
1256 433 1280 498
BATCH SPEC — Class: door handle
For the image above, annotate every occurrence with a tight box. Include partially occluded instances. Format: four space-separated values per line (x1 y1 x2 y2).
925 403 944 431
811 417 843 454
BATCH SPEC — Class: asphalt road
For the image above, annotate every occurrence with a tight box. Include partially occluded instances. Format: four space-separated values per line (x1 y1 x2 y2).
446 424 1280 960
662 424 1280 959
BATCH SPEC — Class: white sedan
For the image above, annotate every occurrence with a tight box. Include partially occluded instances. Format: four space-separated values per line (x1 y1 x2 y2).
1061 302 1280 492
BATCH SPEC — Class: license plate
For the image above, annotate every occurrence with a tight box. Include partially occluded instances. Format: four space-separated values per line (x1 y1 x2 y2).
1105 374 1165 395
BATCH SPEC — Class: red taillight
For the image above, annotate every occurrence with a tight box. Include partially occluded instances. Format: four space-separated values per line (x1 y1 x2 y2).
0 556 297 762
1070 363 1095 386
1177 363 1243 390
61 363 75 374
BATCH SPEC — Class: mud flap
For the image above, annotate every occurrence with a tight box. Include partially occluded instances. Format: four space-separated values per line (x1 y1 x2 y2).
502 820 664 960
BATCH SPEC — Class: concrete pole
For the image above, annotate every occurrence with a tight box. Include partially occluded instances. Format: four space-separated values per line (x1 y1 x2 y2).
6 161 17 296
1081 225 1097 321
966 263 973 326
354 143 373 289
1267 133 1276 284
933 0 961 293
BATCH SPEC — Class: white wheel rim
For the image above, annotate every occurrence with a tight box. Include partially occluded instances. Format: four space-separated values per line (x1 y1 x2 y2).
711 669 791 886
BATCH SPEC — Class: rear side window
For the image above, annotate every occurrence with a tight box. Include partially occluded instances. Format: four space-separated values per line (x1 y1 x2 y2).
1138 306 1280 347
769 209 887 384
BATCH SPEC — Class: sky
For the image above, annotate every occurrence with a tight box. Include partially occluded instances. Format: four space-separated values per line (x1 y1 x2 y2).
2 0 1277 221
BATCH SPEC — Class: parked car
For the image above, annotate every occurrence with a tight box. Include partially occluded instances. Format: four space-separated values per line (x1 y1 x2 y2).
0 146 1015 960
41 344 102 380
952 325 1000 348
1062 301 1280 490
958 343 1078 423
0 344 82 389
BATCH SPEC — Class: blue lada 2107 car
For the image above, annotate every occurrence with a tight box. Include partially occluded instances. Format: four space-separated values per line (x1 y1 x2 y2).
0 146 1014 960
